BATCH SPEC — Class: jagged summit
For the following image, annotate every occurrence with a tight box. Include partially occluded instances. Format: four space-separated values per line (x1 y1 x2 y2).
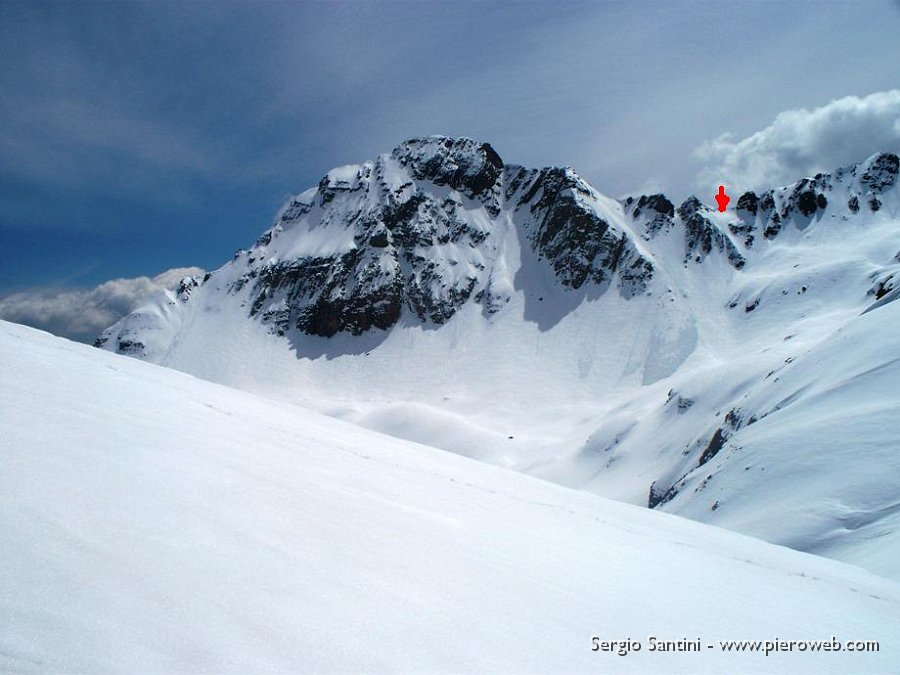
390 136 504 203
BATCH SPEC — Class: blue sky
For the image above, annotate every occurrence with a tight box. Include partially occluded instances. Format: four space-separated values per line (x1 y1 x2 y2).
1 0 900 313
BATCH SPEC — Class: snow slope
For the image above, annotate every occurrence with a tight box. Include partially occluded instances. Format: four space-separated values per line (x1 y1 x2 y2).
94 139 900 580
2 319 900 673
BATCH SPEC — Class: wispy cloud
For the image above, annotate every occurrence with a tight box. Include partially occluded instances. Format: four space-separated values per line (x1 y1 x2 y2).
0 97 221 201
0 267 204 343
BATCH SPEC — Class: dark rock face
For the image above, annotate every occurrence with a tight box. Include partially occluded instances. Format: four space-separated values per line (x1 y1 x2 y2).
632 194 675 219
758 191 781 239
232 162 492 338
789 179 829 219
627 191 749 266
391 137 504 215
95 331 146 355
793 187 828 217
797 190 818 217
736 191 759 215
677 197 745 268
627 186 762 268
175 276 200 302
860 153 899 193
727 222 755 248
115 338 146 356
648 481 679 509
750 172 834 238
872 274 894 301
628 194 677 238
242 251 405 338
698 408 744 467
514 167 654 294
729 192 760 247
649 408 745 509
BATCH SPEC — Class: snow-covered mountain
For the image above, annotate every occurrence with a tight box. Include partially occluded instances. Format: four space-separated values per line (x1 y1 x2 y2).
4 319 900 672
96 137 900 579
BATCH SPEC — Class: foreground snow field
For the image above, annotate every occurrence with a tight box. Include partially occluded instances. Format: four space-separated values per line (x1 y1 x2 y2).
2 320 899 673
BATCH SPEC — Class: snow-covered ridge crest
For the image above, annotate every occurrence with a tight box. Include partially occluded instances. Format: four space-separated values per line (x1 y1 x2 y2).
625 151 899 266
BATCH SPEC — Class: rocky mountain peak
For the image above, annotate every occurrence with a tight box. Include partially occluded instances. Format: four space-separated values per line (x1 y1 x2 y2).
629 194 675 219
859 151 899 193
390 136 504 204
195 137 662 340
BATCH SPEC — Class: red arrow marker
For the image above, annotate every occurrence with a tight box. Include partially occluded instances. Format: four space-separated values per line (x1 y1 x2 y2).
715 185 730 212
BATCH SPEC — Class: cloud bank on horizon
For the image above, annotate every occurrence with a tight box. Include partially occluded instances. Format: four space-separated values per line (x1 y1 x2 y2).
0 267 204 344
695 90 900 196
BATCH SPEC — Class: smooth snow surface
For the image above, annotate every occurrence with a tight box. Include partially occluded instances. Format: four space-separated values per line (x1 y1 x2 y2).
3 320 900 673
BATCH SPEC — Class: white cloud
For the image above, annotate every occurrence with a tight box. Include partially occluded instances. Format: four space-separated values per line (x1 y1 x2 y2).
695 90 900 195
0 267 204 344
